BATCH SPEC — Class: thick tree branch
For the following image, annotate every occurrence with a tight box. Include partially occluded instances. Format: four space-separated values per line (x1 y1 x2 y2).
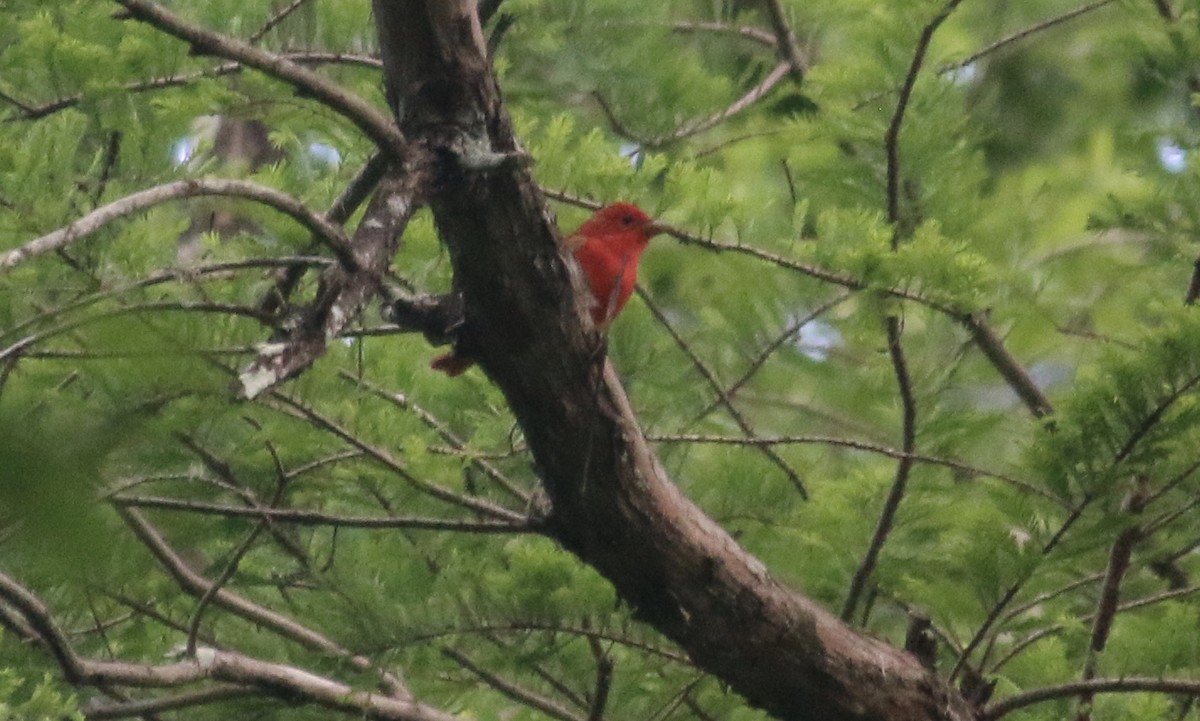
371 5 974 719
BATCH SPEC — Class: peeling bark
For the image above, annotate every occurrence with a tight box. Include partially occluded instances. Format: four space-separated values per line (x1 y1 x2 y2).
237 170 426 398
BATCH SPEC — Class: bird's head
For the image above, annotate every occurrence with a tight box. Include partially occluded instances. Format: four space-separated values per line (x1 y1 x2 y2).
579 202 668 248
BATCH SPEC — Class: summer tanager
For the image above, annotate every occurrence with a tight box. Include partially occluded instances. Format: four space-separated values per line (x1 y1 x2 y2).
430 202 666 376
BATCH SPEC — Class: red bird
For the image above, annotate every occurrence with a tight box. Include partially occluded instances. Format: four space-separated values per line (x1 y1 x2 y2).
431 202 667 376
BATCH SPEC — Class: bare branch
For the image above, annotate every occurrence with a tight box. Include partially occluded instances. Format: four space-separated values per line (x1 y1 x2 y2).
649 432 1060 504
0 179 353 274
0 571 88 682
0 572 454 721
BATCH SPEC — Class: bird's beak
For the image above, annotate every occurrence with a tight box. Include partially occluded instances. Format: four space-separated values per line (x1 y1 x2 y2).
644 219 671 238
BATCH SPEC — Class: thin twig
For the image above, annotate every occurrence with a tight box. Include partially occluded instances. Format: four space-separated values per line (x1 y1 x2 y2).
184 467 290 654
950 501 1088 680
649 432 1060 504
111 494 531 532
4 53 381 123
441 647 584 721
0 87 37 114
247 0 313 45
113 0 406 157
670 20 776 47
337 370 531 505
940 0 1117 74
586 633 613 721
176 433 309 564
594 62 790 149
401 621 691 666
636 286 808 499
885 0 966 231
841 316 917 621
81 685 256 720
692 292 851 421
1152 0 1177 22
983 677 1200 720
267 391 528 523
962 313 1055 418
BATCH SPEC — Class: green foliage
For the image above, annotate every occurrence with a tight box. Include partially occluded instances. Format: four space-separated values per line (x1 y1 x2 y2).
0 670 82 721
3 0 1200 719
1031 309 1200 501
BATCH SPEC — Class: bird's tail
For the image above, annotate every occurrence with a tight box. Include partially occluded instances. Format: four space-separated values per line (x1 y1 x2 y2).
430 351 475 376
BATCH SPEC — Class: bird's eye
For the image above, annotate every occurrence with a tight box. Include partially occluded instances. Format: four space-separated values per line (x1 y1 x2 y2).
621 214 635 225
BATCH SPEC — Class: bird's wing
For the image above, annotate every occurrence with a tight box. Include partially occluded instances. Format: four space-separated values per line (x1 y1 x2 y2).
564 232 587 253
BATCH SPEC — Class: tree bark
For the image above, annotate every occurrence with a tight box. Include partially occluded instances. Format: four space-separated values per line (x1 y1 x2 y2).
372 3 975 720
